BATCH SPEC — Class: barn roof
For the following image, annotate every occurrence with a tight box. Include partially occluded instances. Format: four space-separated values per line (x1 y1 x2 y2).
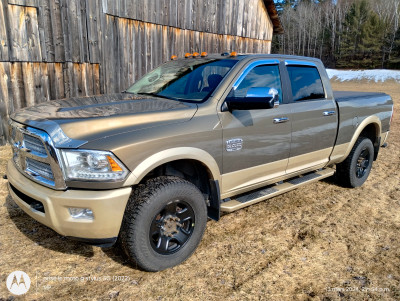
264 0 284 34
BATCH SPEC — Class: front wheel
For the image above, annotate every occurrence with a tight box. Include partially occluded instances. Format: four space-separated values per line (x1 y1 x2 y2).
336 137 374 188
119 176 207 271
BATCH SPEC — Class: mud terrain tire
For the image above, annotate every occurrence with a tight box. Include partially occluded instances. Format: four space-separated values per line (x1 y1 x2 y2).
119 176 207 271
336 137 374 188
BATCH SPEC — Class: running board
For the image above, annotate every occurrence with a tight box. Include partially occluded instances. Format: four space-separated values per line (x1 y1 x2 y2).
220 168 335 213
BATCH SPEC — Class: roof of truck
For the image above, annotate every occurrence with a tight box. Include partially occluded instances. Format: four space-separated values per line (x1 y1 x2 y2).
174 53 323 64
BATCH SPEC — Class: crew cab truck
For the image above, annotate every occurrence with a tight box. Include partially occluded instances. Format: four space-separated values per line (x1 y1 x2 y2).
6 54 393 271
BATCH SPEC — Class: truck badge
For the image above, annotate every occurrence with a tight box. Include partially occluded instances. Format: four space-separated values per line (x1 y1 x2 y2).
226 138 243 152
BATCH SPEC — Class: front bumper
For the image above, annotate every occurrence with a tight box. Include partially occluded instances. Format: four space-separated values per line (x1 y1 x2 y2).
7 161 132 242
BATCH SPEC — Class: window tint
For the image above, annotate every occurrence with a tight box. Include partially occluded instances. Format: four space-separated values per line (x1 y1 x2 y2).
228 65 283 103
287 66 325 101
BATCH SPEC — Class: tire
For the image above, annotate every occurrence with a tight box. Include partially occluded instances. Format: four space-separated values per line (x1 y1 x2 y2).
119 176 207 271
336 137 374 188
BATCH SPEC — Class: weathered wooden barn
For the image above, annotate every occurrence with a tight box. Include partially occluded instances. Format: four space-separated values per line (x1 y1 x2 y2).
0 0 282 143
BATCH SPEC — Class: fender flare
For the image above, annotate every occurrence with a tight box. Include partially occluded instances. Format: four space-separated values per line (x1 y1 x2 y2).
339 115 381 163
123 147 221 186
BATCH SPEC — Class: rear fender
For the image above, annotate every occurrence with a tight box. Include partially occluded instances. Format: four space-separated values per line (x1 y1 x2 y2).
336 116 381 164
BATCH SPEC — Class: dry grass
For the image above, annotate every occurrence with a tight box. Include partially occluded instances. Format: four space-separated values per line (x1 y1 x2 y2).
0 80 399 301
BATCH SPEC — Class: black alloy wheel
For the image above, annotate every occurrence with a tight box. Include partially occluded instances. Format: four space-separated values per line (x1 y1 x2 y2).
150 200 195 255
356 147 371 178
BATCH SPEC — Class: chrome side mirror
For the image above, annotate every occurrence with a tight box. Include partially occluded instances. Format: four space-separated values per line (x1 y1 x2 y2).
223 87 280 111
246 87 279 109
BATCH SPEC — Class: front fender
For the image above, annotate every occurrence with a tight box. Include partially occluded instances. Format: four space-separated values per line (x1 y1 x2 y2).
123 147 221 186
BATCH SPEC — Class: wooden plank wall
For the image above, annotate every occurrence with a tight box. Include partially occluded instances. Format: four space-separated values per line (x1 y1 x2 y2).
0 0 274 144
103 0 273 41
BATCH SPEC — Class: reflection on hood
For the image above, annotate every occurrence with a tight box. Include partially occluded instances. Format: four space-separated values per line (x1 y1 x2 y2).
11 93 198 145
12 93 190 121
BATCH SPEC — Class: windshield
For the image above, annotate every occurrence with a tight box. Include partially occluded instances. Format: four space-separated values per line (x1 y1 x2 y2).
126 58 238 102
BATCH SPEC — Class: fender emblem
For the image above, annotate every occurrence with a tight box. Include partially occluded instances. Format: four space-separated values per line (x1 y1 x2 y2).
226 138 243 152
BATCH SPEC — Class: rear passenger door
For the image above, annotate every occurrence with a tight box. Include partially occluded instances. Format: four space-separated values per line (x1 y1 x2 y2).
285 61 338 174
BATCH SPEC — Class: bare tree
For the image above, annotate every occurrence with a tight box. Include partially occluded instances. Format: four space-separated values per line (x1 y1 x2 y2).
273 0 400 68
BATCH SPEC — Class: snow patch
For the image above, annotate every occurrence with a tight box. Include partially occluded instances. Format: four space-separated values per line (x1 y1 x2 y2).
327 69 400 82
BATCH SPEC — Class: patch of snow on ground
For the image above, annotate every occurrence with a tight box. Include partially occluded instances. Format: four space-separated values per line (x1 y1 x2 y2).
326 69 400 82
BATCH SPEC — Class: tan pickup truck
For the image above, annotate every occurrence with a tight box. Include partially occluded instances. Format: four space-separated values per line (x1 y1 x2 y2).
7 54 393 271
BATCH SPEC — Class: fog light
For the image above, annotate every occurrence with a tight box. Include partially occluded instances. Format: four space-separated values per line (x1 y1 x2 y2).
68 208 94 220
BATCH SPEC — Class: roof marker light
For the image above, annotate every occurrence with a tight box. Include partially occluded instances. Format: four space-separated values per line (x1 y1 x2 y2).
170 55 178 60
185 53 192 58
230 51 238 57
192 52 200 58
201 52 208 57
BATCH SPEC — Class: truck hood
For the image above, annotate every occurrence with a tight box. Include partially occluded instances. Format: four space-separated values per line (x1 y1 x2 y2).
11 93 198 147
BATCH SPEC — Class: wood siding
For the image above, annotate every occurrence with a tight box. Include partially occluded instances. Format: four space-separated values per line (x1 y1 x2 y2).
0 0 275 144
102 0 273 40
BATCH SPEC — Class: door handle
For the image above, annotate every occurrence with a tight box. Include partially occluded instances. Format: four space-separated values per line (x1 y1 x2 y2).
273 117 289 124
323 111 336 116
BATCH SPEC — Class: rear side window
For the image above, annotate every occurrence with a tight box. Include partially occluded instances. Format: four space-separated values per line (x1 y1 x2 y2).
287 66 325 101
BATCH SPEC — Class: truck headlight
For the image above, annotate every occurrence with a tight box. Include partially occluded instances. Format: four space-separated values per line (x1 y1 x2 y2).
60 150 128 181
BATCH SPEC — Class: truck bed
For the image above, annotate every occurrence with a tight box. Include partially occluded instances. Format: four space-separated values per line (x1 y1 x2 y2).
332 90 393 147
333 91 387 102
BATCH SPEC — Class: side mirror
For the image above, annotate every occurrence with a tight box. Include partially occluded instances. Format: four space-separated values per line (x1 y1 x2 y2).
224 87 279 111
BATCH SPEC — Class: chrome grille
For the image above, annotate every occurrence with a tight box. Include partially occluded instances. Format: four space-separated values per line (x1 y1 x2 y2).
23 134 47 156
9 121 66 190
26 158 54 180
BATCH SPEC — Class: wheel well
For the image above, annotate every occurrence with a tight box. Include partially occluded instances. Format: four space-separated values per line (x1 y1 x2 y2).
141 159 214 199
360 124 378 144
359 123 380 160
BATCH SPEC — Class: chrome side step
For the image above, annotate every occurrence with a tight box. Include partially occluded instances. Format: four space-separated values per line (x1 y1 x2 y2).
220 168 335 213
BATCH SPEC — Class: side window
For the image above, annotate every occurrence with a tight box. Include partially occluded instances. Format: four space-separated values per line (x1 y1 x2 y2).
228 65 283 103
287 66 325 101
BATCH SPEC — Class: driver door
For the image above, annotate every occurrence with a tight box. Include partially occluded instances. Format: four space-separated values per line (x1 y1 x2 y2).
219 61 292 197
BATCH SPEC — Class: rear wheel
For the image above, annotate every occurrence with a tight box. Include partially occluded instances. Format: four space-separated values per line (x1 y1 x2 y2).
119 176 207 271
336 137 374 188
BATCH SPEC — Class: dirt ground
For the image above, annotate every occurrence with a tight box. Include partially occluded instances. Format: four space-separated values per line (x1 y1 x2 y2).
0 80 399 301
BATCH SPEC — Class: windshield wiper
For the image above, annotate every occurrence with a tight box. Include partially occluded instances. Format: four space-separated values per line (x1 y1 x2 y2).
136 92 178 101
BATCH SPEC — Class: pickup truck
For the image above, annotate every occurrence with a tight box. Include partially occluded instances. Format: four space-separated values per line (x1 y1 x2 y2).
6 53 394 271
